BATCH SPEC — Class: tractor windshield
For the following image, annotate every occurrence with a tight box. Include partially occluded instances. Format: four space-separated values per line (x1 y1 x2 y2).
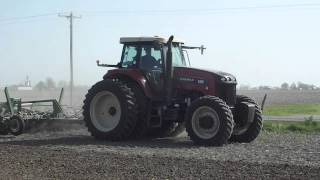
172 44 186 67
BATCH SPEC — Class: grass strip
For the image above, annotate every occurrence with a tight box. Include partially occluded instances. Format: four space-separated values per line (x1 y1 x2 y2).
263 118 320 133
263 104 320 116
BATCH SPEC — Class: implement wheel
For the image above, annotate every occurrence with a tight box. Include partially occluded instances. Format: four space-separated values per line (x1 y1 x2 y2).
9 115 25 136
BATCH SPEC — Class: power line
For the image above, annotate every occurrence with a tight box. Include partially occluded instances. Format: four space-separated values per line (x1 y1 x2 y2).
0 17 57 26
81 3 320 15
0 20 39 26
0 13 59 23
0 3 319 25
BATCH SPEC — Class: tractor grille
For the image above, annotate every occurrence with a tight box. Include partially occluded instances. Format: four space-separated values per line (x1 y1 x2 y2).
220 83 236 106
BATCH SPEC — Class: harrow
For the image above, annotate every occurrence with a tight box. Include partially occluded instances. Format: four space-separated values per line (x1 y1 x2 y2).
0 87 78 136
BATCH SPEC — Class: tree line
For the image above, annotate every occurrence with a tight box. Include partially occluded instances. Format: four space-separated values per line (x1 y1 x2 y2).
280 82 319 90
33 78 68 90
239 82 319 90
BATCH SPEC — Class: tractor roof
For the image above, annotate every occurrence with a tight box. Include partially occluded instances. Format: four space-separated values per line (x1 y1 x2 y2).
120 36 184 44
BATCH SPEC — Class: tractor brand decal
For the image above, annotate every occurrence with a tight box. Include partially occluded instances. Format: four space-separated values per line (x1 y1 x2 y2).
178 77 207 85
179 77 194 82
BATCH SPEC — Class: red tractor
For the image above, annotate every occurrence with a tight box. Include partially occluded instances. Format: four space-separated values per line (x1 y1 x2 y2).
83 36 262 146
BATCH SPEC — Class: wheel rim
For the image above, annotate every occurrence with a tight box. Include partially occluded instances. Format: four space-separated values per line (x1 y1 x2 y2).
90 91 122 132
191 106 220 139
9 117 21 133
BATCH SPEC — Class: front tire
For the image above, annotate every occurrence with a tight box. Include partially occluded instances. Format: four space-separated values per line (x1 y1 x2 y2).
229 95 263 143
186 96 234 146
82 80 138 141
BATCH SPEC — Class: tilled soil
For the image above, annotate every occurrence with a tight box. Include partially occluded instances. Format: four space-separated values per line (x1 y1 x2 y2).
0 125 319 179
239 90 320 106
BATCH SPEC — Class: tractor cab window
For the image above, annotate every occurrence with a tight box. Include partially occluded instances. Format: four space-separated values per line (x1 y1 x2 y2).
140 45 162 70
121 45 138 68
172 44 186 67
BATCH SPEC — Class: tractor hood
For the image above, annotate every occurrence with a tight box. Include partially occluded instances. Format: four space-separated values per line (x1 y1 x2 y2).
174 67 237 84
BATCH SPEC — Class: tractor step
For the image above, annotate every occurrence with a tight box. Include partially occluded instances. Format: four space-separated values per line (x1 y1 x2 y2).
148 103 162 128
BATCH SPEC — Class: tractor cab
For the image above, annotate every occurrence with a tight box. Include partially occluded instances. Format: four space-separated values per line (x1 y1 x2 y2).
119 36 187 69
118 37 175 93
117 37 187 95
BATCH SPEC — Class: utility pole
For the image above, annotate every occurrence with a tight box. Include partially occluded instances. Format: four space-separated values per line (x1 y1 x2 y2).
59 12 81 106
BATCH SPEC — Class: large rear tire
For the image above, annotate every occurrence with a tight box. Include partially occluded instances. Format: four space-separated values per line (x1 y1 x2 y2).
82 80 138 141
229 95 263 143
186 96 234 146
125 82 149 139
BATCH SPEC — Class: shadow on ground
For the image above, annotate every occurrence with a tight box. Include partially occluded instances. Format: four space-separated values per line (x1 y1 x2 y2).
0 135 195 149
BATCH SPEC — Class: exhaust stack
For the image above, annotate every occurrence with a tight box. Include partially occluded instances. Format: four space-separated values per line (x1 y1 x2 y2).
165 35 174 105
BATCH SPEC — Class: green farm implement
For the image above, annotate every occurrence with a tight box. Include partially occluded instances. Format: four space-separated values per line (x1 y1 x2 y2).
0 87 73 136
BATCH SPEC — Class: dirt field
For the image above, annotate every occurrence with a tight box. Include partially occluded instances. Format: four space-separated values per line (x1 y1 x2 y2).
239 90 320 107
1 88 319 179
0 123 319 179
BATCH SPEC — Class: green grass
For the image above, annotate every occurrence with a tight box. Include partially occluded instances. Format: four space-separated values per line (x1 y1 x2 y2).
263 118 320 133
263 104 320 116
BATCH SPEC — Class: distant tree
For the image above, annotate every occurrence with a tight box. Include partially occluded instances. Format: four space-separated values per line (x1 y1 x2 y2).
8 85 18 91
290 82 297 90
258 86 271 90
45 77 56 90
297 82 315 90
281 82 289 90
239 84 250 90
34 81 46 91
57 80 68 88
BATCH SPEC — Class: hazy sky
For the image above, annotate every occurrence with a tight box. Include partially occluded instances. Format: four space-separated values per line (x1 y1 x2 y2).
0 0 319 87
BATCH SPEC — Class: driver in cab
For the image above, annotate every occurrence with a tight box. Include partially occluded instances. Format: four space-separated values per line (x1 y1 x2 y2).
140 47 159 70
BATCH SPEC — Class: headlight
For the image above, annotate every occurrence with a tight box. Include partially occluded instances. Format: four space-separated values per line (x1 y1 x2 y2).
221 76 235 82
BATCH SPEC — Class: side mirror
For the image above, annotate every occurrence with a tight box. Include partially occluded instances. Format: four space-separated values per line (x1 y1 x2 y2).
200 45 206 55
181 45 206 55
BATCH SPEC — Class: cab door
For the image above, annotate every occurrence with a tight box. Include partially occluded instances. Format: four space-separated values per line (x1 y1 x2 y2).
139 44 164 94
